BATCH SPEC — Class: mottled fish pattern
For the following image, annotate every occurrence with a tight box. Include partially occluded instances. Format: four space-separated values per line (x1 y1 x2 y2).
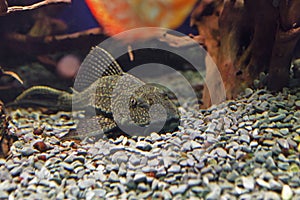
13 47 180 139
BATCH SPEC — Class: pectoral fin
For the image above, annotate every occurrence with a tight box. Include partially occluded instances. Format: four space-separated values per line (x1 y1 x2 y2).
62 115 119 141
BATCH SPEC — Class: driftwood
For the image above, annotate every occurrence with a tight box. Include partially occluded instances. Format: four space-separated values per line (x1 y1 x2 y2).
2 28 107 56
192 0 300 107
0 0 71 16
0 0 108 67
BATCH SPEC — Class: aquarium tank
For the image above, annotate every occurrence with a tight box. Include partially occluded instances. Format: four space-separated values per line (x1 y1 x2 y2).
0 0 299 199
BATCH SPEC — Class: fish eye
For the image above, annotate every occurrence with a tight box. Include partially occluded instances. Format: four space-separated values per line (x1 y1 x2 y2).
130 98 137 107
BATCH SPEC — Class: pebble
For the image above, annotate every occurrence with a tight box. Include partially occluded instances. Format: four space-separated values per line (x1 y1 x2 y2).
264 191 281 200
60 162 74 171
136 141 152 151
256 178 270 189
169 184 188 195
111 151 128 164
10 166 22 176
269 179 282 191
20 147 36 156
133 172 147 183
108 171 119 182
168 164 181 173
190 141 201 149
3 81 300 200
129 154 140 166
281 185 293 200
0 190 8 199
206 185 221 200
227 170 239 182
242 176 255 190
269 114 286 122
239 134 250 144
215 147 227 158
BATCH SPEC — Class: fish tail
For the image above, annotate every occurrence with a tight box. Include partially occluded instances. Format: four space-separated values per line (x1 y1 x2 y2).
11 86 73 111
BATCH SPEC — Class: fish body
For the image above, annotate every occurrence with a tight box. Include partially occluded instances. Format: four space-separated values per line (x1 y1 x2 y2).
85 0 197 36
13 47 180 138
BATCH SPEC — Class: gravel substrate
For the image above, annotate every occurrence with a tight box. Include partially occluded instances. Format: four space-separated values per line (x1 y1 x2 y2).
1 86 300 200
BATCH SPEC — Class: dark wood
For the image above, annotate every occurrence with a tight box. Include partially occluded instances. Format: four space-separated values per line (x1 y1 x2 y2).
192 0 300 107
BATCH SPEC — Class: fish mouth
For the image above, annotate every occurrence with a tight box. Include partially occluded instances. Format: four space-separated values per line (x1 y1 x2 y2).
116 114 180 137
158 115 180 133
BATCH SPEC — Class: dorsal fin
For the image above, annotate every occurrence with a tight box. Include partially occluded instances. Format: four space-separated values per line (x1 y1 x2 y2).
74 46 124 92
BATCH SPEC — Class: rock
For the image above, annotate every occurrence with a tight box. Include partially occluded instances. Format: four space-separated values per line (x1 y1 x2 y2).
108 171 119 182
269 114 286 122
265 157 277 170
244 88 253 97
136 141 152 151
129 154 140 166
20 147 36 156
227 170 239 182
264 191 281 200
215 147 227 158
168 164 181 173
277 139 289 149
0 190 8 199
269 179 282 191
190 141 201 149
242 176 255 190
60 162 74 171
10 166 22 176
133 172 147 183
111 151 128 164
239 134 250 144
169 184 188 195
281 185 293 200
206 185 221 200
256 178 270 189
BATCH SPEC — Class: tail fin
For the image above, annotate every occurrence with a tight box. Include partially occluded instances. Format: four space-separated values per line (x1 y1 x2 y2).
10 86 73 111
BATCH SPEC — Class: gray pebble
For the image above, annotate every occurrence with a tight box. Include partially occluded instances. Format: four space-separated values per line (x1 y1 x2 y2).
190 141 201 149
269 179 282 191
20 147 36 156
242 176 255 190
136 141 152 151
206 185 221 200
137 183 149 192
10 166 22 176
111 151 128 164
168 164 181 173
169 184 188 195
133 172 147 183
108 171 119 182
60 162 74 171
0 190 8 199
277 139 289 149
265 157 277 170
269 114 286 122
281 185 293 200
256 178 270 189
227 170 239 182
277 162 290 171
129 154 140 166
93 188 106 198
239 134 250 144
215 147 227 158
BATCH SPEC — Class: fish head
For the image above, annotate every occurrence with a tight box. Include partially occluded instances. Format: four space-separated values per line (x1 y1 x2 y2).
127 84 180 133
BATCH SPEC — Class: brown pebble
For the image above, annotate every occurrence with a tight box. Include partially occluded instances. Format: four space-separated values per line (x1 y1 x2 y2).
33 141 48 152
37 154 47 161
33 127 44 135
